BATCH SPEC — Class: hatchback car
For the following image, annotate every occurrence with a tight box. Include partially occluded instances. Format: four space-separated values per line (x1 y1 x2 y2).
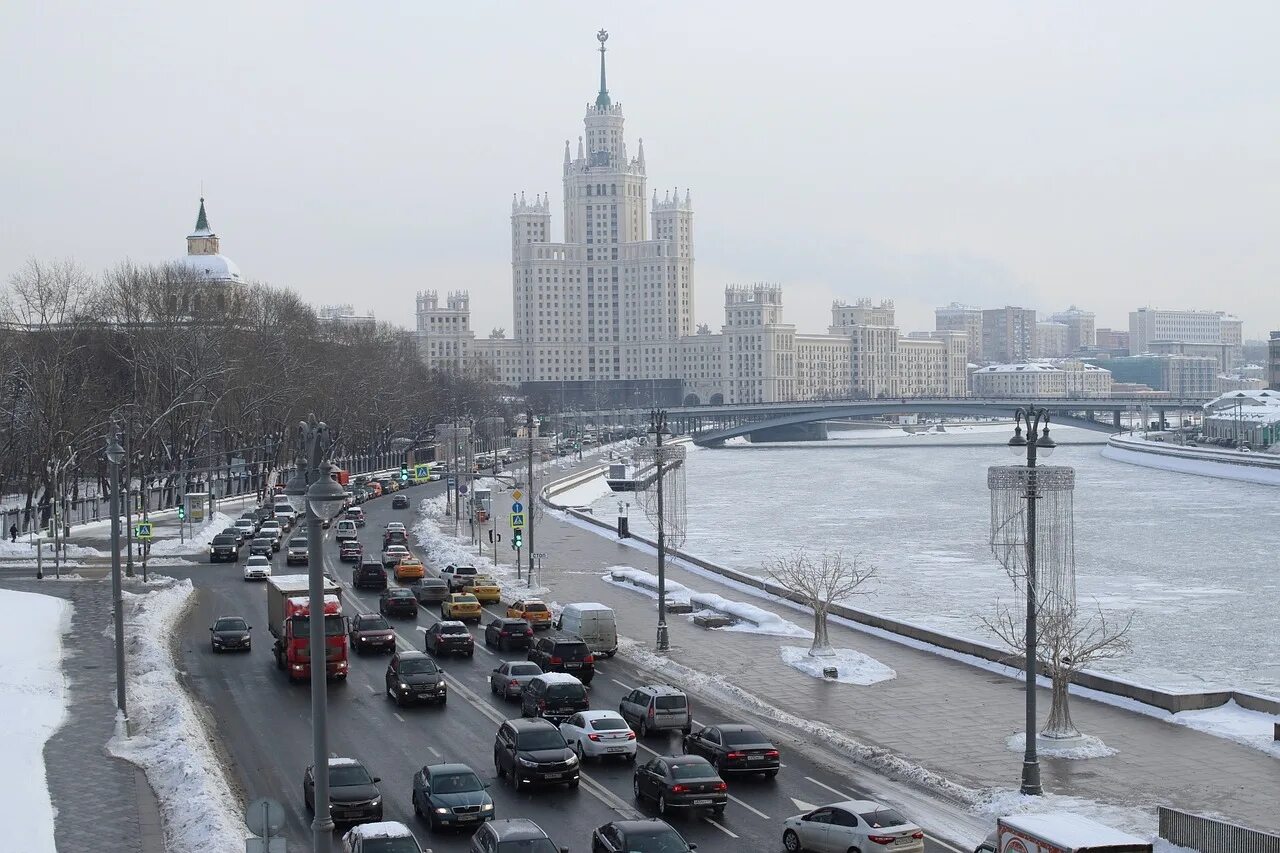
484 618 533 652
349 613 396 655
560 710 637 762
385 651 447 706
304 758 383 825
379 588 418 619
520 672 589 723
492 718 579 791
341 820 424 853
506 599 552 629
619 685 692 737
410 762 493 831
209 616 251 652
442 593 482 623
489 661 544 701
242 554 272 581
412 577 450 606
683 723 780 776
424 621 474 657
471 818 565 853
632 755 727 817
592 819 695 853
528 635 595 685
782 800 925 853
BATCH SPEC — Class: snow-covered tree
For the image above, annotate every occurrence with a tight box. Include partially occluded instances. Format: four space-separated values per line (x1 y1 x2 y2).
766 549 877 657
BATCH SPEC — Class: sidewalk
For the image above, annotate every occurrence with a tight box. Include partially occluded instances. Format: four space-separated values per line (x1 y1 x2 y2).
509 486 1279 833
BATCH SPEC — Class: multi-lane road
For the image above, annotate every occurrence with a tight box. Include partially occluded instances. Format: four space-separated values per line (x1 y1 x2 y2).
172 481 970 852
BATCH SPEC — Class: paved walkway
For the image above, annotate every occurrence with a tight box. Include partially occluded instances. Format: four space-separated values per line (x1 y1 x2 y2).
507 482 1280 833
0 577 165 853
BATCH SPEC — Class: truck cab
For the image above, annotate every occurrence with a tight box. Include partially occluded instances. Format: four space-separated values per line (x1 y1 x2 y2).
266 575 349 683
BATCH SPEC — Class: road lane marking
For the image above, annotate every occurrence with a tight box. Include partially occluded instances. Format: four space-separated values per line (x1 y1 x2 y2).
610 678 632 690
476 644 495 656
366 684 378 694
728 795 770 819
804 776 851 800
703 817 738 838
428 746 441 758
393 712 405 723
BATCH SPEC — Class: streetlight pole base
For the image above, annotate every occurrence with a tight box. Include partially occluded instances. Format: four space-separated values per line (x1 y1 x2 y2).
1019 760 1042 796
655 622 669 653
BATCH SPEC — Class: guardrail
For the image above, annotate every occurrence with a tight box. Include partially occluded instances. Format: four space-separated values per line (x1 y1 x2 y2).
1159 806 1280 853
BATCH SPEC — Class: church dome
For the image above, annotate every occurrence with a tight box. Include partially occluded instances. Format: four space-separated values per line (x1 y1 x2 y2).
174 252 242 283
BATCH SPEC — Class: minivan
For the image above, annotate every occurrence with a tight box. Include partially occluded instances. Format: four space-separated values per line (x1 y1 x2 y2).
618 685 692 737
520 672 590 723
555 603 617 658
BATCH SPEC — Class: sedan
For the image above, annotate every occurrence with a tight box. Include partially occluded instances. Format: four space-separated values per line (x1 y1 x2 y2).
471 819 564 853
412 577 450 606
592 819 696 853
342 820 424 853
304 758 383 825
242 555 272 581
489 661 543 701
222 525 246 546
425 621 474 657
442 594 482 623
560 711 637 762
392 493 410 509
349 613 396 655
632 755 727 817
410 763 493 832
382 545 411 570
682 723 780 777
782 800 925 853
484 618 533 652
248 537 275 558
385 651 446 706
379 588 418 619
210 616 251 652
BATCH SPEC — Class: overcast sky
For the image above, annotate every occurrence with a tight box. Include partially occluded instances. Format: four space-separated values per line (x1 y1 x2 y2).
5 2 1278 338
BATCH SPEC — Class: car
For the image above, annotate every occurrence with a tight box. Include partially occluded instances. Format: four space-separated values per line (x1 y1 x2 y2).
285 535 309 565
527 635 595 685
424 621 474 657
368 482 384 498
385 651 446 706
492 718 579 791
394 557 426 582
410 762 493 831
441 564 479 593
462 575 501 605
682 723 780 776
392 494 410 509
335 519 359 542
506 599 552 630
484 618 534 652
377 478 397 493
248 536 275 558
304 758 383 825
349 613 396 655
259 519 283 548
345 506 367 526
442 593 482 623
520 672 589 723
489 661 543 701
228 523 252 544
428 469 443 481
632 754 727 817
782 800 925 853
354 558 389 591
252 506 274 525
383 529 409 549
208 534 239 563
340 540 364 563
470 818 566 853
412 577 450 606
619 685 692 737
592 819 695 853
560 710 637 763
243 554 272 581
341 820 425 853
380 588 418 619
384 521 407 533
209 615 251 652
383 545 411 570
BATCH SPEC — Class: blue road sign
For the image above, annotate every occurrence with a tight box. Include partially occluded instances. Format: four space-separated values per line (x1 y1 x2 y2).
510 512 526 528
459 484 468 495
511 501 524 514
415 464 430 478
446 477 456 487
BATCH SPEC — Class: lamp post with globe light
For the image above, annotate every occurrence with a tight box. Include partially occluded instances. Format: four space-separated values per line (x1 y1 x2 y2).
283 415 349 850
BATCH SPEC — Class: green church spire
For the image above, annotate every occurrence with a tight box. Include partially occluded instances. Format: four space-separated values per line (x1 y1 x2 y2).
194 197 210 233
595 29 611 110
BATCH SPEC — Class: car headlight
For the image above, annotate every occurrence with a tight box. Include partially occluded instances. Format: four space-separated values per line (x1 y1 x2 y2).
480 802 493 811
434 807 449 814
517 757 538 767
370 796 381 806
566 753 579 766
399 682 409 690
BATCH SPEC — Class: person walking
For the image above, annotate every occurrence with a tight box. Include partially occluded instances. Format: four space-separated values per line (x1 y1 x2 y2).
8 523 17 543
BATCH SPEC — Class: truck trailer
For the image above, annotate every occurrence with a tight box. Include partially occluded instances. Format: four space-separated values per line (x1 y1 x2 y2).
266 574 349 682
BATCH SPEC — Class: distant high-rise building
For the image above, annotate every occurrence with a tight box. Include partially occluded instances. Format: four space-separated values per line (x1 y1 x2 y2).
981 307 1037 363
317 303 376 329
1095 328 1130 351
1270 332 1280 391
1049 306 1096 351
1128 307 1242 367
935 303 983 362
830 299 895 332
1035 322 1070 358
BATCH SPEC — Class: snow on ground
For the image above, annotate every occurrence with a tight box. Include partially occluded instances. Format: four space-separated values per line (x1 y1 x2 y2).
413 497 551 604
1102 442 1280 486
604 565 810 637
0 540 104 559
780 645 896 686
147 513 235 557
972 789 1157 840
1005 731 1117 760
0 588 71 853
1169 700 1280 757
107 577 247 852
551 472 613 508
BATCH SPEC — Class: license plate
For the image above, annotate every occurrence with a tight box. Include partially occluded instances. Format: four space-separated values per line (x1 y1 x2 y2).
543 772 561 780
459 814 478 822
748 755 764 761
693 799 712 805
606 746 626 753
565 662 581 669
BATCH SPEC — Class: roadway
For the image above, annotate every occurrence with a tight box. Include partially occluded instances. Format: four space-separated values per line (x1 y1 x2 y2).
172 479 969 853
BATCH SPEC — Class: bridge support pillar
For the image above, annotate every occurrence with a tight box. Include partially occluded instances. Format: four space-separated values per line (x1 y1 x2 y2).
1113 410 1122 431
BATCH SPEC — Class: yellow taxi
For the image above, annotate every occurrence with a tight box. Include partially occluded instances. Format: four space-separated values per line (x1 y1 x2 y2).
442 593 482 623
506 598 552 629
394 556 425 582
463 574 501 604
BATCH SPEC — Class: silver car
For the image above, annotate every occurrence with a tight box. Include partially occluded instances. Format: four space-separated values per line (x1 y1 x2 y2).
782 800 924 853
618 684 691 736
488 661 543 700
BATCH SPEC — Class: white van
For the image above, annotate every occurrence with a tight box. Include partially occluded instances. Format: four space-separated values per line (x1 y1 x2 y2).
556 603 617 658
976 813 1152 853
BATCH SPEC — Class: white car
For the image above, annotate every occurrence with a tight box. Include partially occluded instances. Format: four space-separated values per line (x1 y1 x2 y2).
558 710 637 762
334 519 359 542
341 820 424 853
782 800 925 853
242 555 272 581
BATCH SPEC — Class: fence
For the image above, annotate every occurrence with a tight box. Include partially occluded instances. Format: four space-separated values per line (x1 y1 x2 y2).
1159 806 1280 853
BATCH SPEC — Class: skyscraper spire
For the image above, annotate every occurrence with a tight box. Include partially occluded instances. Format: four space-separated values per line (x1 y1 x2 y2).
594 29 611 110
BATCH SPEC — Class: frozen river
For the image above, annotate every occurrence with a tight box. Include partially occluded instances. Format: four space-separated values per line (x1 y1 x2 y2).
588 424 1280 696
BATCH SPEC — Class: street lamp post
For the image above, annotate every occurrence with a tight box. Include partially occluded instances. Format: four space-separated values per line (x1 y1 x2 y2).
106 433 128 719
649 410 670 653
1006 407 1056 796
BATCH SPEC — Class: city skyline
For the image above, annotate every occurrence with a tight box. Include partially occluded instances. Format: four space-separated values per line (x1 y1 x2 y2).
5 4 1278 338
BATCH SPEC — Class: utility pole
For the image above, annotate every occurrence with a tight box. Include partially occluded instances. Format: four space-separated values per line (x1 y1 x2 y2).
527 408 535 582
652 410 669 652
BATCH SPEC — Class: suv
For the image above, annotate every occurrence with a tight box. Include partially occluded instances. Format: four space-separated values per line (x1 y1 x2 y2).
528 635 595 685
520 672 589 723
441 564 478 593
618 685 692 737
353 557 388 591
304 758 383 825
493 718 579 791
234 517 257 540
209 534 239 563
285 535 308 565
345 506 366 526
424 621 474 657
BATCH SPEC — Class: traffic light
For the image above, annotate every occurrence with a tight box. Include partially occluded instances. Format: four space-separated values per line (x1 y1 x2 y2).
400 462 410 482
177 505 186 521
512 529 523 549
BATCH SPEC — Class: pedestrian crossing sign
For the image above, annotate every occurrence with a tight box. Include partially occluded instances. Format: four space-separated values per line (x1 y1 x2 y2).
135 522 153 540
415 464 430 479
510 513 525 529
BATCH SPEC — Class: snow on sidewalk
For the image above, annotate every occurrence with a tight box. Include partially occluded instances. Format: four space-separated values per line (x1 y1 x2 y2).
0 540 104 559
107 577 247 853
0 588 72 853
1169 700 1280 758
146 513 236 557
780 645 896 686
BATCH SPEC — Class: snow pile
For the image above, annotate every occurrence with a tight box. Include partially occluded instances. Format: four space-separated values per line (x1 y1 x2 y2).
605 566 810 638
0 588 71 853
1169 700 1280 757
107 577 247 852
1102 442 1280 486
147 513 235 556
1005 731 1117 760
972 789 1156 840
551 472 613 508
413 497 550 603
0 540 104 559
780 645 896 686
1154 842 1198 853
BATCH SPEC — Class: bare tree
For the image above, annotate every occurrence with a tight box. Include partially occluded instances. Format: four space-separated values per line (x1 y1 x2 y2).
765 549 877 657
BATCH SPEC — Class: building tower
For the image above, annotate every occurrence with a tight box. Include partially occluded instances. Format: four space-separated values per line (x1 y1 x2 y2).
177 197 242 284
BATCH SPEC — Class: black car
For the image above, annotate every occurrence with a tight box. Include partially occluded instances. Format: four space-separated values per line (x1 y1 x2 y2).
485 618 534 651
528 635 595 685
592 819 696 853
380 588 418 619
385 651 446 706
392 493 410 509
682 723 780 776
349 613 396 655
520 673 589 723
632 755 727 817
208 534 239 563
425 621 474 657
222 526 246 546
252 506 273 525
353 558 389 591
209 616 251 652
493 718 579 791
412 577 450 606
410 762 493 831
249 537 274 558
471 818 566 853
304 758 383 825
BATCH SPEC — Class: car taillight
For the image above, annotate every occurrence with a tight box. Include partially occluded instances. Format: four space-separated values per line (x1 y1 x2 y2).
525 629 533 636
713 781 727 791
911 831 925 840
671 784 688 793
867 836 896 846
549 657 562 665
626 731 636 740
508 680 519 688
583 654 594 664
587 733 601 742
765 749 780 758
726 751 745 760
500 630 509 636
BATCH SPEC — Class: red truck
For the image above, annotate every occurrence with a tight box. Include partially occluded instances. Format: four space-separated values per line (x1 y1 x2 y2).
266 574 349 682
